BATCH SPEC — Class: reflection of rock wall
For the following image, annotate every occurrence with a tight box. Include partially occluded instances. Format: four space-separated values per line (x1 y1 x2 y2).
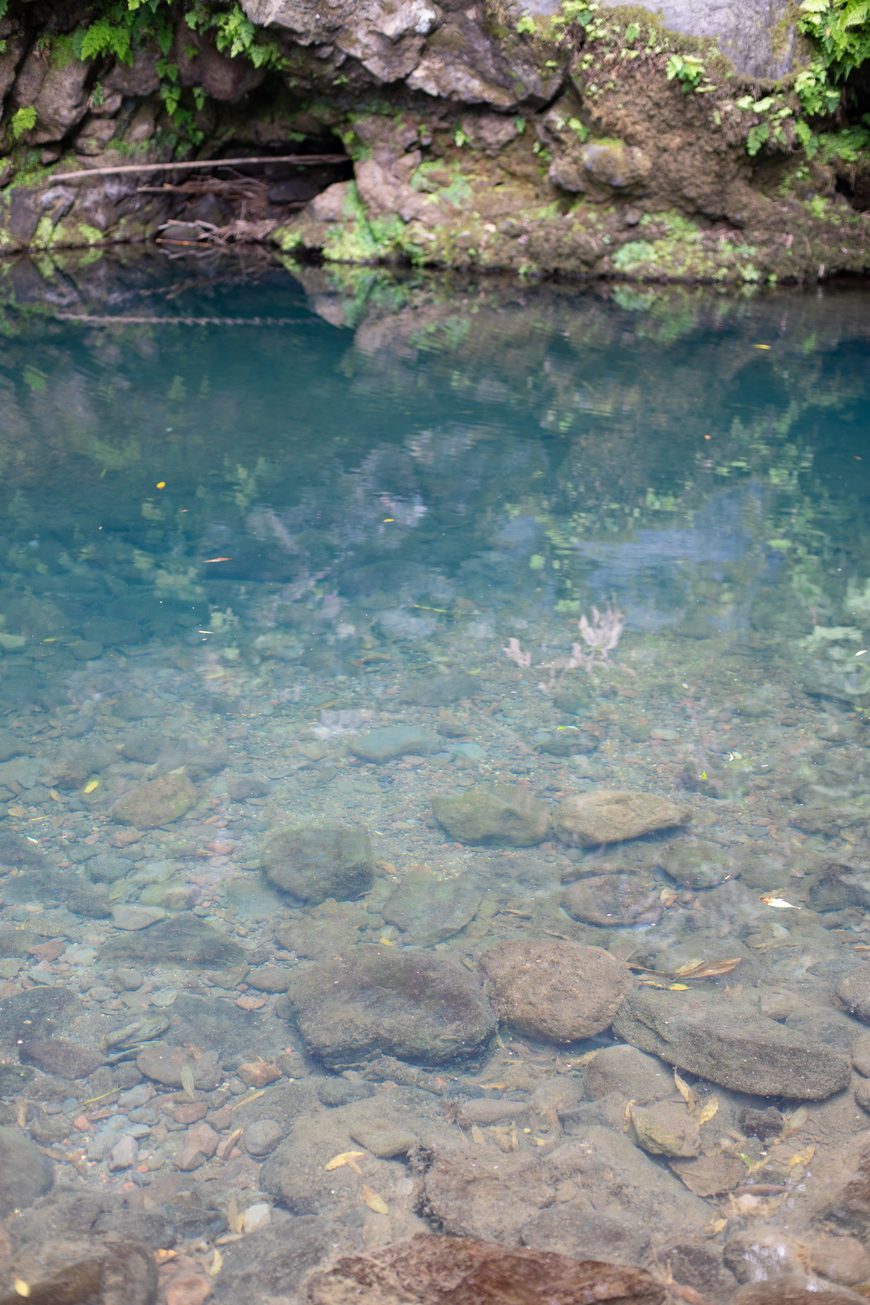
0 0 867 279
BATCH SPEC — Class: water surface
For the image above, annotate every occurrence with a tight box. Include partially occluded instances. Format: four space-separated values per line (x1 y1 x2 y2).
0 260 868 1302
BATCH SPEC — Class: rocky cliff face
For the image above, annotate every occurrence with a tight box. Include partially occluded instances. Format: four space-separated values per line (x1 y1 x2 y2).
0 0 867 281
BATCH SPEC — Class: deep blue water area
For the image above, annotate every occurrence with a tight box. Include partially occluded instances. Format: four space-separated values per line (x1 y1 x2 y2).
0 260 868 1303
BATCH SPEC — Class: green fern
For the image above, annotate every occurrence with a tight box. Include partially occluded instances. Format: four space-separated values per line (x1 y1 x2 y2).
76 18 132 63
10 105 37 140
799 0 870 81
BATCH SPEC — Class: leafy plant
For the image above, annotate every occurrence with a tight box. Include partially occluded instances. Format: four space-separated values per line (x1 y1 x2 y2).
798 0 870 82
665 53 705 91
10 107 37 140
515 14 536 35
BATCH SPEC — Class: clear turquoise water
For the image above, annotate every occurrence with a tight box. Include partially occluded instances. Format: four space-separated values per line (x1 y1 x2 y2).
0 263 869 1299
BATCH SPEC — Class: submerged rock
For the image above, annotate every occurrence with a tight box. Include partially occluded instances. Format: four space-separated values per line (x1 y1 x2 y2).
628 1100 700 1158
283 946 495 1067
563 871 663 927
304 1233 666 1304
260 824 374 904
348 724 440 762
555 790 689 847
433 783 549 846
480 939 632 1044
383 872 482 945
19 1038 103 1080
401 668 477 706
659 839 738 889
111 769 197 828
0 1126 54 1215
3 1233 157 1305
101 916 244 967
613 988 850 1099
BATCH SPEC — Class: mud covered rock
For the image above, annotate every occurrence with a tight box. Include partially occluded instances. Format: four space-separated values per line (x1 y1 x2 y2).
613 988 851 1099
284 946 495 1067
0 1127 54 1215
304 1233 666 1304
480 939 632 1043
433 783 549 846
555 790 689 847
111 769 197 828
260 824 374 903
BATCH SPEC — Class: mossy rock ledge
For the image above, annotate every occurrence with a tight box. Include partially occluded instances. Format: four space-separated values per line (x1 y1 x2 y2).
0 0 866 282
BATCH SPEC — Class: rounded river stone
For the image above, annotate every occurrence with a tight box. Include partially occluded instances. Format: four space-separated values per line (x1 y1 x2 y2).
562 871 663 927
480 939 633 1043
284 946 495 1067
110 769 197 828
260 824 373 904
432 783 549 846
659 839 737 889
555 789 689 847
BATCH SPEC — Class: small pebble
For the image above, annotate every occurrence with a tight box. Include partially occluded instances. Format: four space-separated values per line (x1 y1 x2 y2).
243 1119 283 1157
108 1134 140 1171
242 1202 272 1233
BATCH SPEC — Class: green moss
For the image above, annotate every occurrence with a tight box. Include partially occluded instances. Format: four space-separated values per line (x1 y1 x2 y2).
76 223 104 245
273 225 303 252
32 215 57 249
610 215 767 282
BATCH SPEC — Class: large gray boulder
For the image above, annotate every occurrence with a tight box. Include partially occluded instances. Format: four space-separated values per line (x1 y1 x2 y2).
595 0 804 79
613 988 851 1100
283 946 496 1067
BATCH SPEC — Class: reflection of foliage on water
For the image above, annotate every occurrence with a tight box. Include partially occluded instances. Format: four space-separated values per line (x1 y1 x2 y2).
0 262 866 661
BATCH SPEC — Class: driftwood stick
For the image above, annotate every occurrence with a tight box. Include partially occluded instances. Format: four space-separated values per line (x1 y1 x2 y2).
47 153 347 184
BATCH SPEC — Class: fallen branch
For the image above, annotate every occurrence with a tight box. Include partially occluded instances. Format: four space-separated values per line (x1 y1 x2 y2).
45 153 348 184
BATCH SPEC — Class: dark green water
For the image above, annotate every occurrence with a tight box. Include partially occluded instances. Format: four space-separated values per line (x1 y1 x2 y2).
0 261 868 1301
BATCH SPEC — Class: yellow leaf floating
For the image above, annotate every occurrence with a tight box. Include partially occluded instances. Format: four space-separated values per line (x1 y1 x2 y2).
208 1249 223 1277
83 778 100 794
324 1150 366 1172
13 1280 30 1298
361 1184 389 1214
668 983 690 991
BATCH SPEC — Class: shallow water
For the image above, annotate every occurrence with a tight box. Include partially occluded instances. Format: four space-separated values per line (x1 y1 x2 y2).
0 260 869 1303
